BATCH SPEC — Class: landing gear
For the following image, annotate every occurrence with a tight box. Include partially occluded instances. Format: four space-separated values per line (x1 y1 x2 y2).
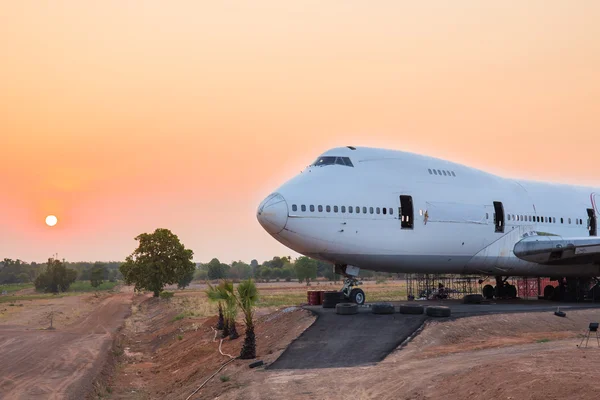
349 288 365 305
335 264 366 305
480 276 518 299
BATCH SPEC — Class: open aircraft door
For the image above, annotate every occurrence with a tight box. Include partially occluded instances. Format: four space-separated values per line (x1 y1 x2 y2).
589 193 599 236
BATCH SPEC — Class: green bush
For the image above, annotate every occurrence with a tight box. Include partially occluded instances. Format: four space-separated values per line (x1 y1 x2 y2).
172 313 186 321
160 291 174 300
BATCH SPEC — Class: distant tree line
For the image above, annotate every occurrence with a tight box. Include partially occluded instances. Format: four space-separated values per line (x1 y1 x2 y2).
191 256 400 285
0 258 122 285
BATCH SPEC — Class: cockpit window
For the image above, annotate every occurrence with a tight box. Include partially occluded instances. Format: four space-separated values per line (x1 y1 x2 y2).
311 156 354 168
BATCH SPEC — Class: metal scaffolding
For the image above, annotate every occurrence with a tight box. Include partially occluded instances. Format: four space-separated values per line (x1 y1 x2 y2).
405 273 484 300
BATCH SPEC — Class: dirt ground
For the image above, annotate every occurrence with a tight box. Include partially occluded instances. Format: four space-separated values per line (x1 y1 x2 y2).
107 295 600 400
0 290 132 400
106 295 316 399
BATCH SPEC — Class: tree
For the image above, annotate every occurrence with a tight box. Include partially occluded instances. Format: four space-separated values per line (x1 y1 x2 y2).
90 266 105 288
34 258 78 293
194 269 208 281
120 228 195 297
294 257 318 286
207 258 228 280
207 280 238 339
281 265 295 282
236 279 259 359
229 262 252 280
178 266 194 289
108 269 118 282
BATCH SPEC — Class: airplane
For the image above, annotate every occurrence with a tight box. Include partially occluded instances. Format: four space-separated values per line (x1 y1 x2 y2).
257 146 600 305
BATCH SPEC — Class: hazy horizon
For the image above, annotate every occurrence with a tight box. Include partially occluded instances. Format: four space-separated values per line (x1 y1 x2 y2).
2 1 599 263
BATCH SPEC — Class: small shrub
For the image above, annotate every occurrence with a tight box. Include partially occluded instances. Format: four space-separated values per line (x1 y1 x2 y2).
537 338 550 343
160 291 174 300
376 278 387 284
220 375 230 383
172 313 186 321
177 335 183 340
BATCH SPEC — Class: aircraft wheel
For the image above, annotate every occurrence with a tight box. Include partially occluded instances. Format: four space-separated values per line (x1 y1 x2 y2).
349 288 365 305
543 285 555 300
506 284 517 299
482 285 495 299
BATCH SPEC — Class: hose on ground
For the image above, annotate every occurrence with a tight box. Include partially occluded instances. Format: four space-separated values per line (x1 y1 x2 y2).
186 327 238 399
185 357 237 400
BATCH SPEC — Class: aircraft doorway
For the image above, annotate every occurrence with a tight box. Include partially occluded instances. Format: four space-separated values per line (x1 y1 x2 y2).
399 195 414 229
493 201 504 233
587 208 597 236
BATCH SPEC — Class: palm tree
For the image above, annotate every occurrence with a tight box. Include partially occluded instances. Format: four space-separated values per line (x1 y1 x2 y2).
223 281 239 340
206 282 228 335
235 279 259 359
207 281 238 339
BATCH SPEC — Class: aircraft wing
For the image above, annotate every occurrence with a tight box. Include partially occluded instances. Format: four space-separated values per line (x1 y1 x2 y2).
513 235 600 265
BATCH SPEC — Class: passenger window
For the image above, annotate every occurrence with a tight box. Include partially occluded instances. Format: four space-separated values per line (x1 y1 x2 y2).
561 218 564 224
301 205 306 212
376 207 380 214
349 206 353 213
356 207 360 214
428 169 433 174
310 205 315 212
568 218 571 224
433 170 438 175
486 213 489 219
363 207 367 214
369 207 374 214
389 208 393 215
442 170 447 176
341 206 346 213
292 205 297 212
326 205 331 212
451 171 456 177
334 206 339 213
437 170 442 175
508 215 511 221
383 208 387 215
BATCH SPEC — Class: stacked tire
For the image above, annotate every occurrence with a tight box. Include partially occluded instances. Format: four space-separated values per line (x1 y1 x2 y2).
322 291 344 308
336 303 358 315
399 304 425 315
372 303 395 315
425 306 451 317
463 294 484 304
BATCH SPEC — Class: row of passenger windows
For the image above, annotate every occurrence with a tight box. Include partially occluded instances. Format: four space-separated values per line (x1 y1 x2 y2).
291 204 394 216
489 213 584 225
428 168 456 177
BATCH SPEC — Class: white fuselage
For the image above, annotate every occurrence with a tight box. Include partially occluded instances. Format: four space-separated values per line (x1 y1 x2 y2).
257 147 600 278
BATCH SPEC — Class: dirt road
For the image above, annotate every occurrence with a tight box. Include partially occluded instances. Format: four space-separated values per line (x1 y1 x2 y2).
0 293 132 400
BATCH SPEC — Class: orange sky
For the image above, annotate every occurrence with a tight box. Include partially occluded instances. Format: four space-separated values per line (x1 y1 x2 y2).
1 1 599 263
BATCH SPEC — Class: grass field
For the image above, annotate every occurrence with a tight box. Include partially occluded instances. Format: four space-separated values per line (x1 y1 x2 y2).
0 281 120 304
0 283 34 293
69 281 120 292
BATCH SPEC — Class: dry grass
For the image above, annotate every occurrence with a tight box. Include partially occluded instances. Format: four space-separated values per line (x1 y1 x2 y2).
169 281 407 318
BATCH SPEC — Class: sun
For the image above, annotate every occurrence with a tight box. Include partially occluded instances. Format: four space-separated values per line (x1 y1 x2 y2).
45 215 58 227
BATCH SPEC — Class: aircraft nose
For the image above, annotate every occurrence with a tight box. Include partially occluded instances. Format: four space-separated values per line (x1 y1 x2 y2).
257 193 289 235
